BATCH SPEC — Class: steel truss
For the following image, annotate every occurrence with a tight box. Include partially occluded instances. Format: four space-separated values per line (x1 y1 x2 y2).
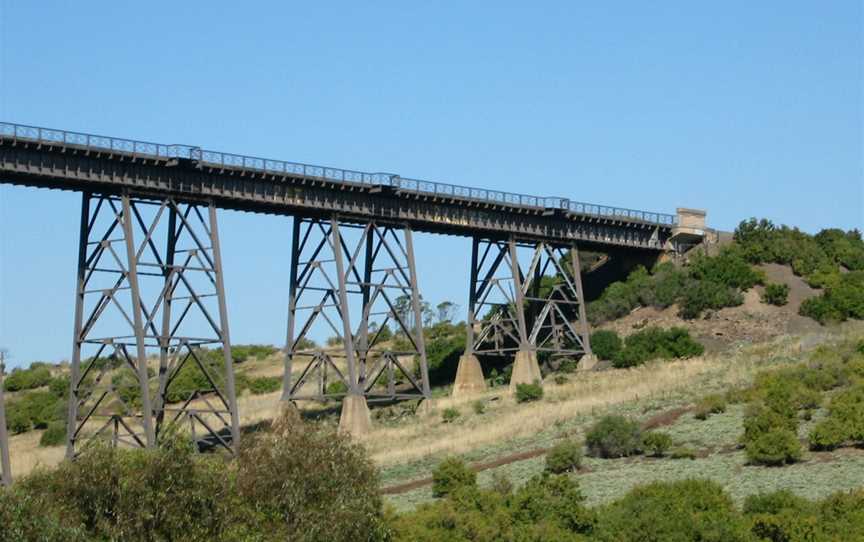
467 236 592 360
283 216 431 403
66 192 239 458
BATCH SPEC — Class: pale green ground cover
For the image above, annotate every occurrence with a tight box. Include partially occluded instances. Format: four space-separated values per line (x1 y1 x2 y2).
383 326 864 512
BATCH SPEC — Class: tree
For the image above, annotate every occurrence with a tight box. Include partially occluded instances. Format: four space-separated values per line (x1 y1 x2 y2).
436 301 458 323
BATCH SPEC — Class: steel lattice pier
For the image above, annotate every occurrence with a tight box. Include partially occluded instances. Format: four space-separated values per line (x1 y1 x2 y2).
66 192 239 456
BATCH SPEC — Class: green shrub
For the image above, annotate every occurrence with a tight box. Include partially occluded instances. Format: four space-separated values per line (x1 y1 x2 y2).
431 457 476 497
248 376 281 395
694 393 727 420
236 409 388 541
741 403 798 446
441 407 460 423
6 403 31 434
596 479 752 542
326 380 349 395
21 438 234 541
641 431 673 457
744 489 820 542
826 384 864 442
553 374 568 385
669 446 697 460
678 279 743 319
515 381 543 403
47 376 69 399
0 489 88 541
689 247 763 290
800 271 864 323
39 422 66 448
4 365 52 392
471 400 485 415
590 330 621 361
585 415 642 458
612 327 704 368
545 440 583 473
229 344 278 363
809 417 848 451
762 282 790 306
745 428 802 466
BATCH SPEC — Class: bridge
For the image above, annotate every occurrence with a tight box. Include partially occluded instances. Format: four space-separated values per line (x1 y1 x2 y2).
0 121 702 476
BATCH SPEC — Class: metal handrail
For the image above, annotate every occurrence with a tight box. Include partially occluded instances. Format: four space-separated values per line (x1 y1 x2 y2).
0 121 678 226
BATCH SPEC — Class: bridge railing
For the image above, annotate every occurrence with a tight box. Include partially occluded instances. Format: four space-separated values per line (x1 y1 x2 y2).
0 121 677 226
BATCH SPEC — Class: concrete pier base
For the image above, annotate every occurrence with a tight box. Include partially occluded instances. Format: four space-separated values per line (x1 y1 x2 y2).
509 349 542 392
578 353 599 371
452 354 487 398
339 394 371 436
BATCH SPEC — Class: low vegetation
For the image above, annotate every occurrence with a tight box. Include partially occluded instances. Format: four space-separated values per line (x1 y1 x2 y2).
514 381 543 403
610 327 704 368
1 410 387 542
545 439 583 474
585 415 642 459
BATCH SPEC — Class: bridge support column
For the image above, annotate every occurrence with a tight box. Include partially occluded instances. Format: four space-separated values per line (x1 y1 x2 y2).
466 236 593 393
66 192 239 458
283 217 430 434
0 355 11 486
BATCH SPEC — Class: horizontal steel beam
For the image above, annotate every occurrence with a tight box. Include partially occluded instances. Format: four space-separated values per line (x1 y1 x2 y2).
0 126 672 250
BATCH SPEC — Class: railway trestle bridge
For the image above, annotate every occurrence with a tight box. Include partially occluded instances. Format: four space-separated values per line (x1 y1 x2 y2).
0 121 705 479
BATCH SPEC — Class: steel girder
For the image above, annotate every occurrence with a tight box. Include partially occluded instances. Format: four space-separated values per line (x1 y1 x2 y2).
66 192 239 458
0 359 11 486
467 236 592 360
283 216 431 403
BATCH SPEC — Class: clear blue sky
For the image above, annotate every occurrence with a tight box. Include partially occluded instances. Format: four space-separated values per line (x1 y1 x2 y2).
0 1 861 367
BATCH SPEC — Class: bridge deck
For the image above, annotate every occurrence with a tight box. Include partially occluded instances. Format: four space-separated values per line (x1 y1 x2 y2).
0 122 673 249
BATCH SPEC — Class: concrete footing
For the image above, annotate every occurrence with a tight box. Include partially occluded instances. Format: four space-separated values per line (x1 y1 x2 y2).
578 353 599 371
452 354 487 398
339 394 372 436
509 349 542 392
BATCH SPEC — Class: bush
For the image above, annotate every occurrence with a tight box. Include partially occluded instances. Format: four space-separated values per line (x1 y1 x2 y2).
326 380 349 395
39 422 66 448
441 407 460 423
4 365 52 392
236 409 388 541
641 431 673 457
585 415 642 458
825 384 864 442
762 282 790 306
800 271 864 323
808 417 848 451
746 428 802 466
678 279 744 319
689 247 763 290
669 446 697 460
596 479 752 542
0 489 88 541
612 327 704 368
590 330 622 361
248 376 281 395
5 403 31 434
545 440 583 473
21 438 234 541
694 393 727 420
515 381 543 403
432 457 476 497
471 400 485 415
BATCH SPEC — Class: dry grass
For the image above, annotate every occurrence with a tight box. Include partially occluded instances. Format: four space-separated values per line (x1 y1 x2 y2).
360 331 824 467
8 430 66 480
